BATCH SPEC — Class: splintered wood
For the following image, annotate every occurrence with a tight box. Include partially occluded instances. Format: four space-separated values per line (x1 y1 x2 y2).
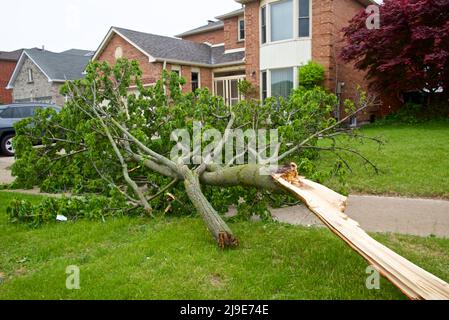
272 170 449 300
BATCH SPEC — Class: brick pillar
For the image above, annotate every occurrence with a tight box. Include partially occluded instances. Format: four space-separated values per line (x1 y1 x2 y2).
244 1 260 93
311 0 336 92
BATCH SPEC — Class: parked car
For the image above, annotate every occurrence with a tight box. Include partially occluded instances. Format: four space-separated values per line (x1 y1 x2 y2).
0 103 62 156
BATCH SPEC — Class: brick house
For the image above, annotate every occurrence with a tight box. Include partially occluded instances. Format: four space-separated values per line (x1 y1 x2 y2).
7 48 93 106
93 0 378 123
0 50 22 105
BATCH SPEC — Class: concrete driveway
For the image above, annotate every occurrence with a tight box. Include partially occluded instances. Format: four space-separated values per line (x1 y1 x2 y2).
0 156 14 185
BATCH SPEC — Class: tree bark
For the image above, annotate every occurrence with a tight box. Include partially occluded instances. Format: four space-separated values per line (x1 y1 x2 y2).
200 164 280 192
181 166 239 249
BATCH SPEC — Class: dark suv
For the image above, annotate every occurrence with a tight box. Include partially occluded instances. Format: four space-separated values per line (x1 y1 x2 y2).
0 103 61 156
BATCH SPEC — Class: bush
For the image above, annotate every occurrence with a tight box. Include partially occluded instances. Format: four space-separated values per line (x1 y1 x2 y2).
6 196 145 228
298 61 326 89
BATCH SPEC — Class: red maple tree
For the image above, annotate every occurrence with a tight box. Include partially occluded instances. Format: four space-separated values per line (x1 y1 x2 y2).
341 0 449 100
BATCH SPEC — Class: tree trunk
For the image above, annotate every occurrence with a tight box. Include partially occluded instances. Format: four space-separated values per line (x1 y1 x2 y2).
181 167 239 249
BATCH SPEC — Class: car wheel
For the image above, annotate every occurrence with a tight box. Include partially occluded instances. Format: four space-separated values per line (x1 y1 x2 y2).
1 134 15 156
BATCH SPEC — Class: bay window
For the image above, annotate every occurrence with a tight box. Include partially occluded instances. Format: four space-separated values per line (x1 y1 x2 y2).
261 71 268 102
299 0 310 37
271 68 294 99
261 6 267 44
270 0 293 42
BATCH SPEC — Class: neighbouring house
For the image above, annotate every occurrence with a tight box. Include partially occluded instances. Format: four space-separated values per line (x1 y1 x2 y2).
0 49 23 105
6 48 94 106
93 0 379 124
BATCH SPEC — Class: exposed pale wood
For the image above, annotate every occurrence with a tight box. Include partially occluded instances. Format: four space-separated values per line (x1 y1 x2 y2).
272 174 449 300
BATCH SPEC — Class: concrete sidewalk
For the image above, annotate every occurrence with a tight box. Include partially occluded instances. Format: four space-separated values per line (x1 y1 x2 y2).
0 156 14 185
1 155 449 238
272 195 449 238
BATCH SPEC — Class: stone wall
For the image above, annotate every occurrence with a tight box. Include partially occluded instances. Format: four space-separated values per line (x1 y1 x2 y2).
12 56 65 105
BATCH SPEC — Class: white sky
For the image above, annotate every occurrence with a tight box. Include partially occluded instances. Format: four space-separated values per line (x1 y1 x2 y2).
0 0 242 52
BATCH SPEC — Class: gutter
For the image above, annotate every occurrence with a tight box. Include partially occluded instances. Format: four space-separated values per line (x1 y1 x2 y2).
154 58 246 69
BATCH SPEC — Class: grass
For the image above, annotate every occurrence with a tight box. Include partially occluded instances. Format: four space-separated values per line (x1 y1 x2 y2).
1 191 449 300
315 120 449 199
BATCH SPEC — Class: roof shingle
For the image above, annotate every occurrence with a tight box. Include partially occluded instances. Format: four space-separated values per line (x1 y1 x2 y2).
24 48 91 81
0 49 23 62
113 27 244 66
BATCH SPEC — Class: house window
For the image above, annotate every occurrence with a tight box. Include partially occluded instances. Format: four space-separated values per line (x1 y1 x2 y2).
271 68 294 99
271 0 293 42
171 65 181 77
27 68 33 83
261 6 267 44
261 71 268 102
191 72 200 92
299 0 310 37
238 17 245 41
115 46 123 60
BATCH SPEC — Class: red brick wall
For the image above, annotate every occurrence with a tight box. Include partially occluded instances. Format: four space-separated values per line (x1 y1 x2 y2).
97 32 214 94
181 28 225 45
96 33 163 85
224 16 245 50
312 0 334 90
244 1 260 92
312 0 380 122
0 60 17 104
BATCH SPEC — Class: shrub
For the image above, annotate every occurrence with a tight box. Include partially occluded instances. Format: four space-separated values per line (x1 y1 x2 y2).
298 61 326 89
6 196 144 228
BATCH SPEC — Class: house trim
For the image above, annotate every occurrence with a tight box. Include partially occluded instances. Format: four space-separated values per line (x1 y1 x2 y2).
224 47 246 54
157 58 245 69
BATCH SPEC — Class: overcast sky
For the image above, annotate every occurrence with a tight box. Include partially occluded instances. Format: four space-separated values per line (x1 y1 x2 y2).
1 0 242 53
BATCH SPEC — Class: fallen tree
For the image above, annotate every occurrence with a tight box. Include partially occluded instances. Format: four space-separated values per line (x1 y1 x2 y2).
11 59 379 248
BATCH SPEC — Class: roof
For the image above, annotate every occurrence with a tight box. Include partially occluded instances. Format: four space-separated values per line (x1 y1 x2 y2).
215 8 245 20
60 49 95 56
175 21 224 38
7 48 91 88
176 7 244 38
0 49 23 62
93 27 245 67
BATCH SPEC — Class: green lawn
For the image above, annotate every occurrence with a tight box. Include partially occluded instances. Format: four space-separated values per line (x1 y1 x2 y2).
1 191 449 300
316 120 449 199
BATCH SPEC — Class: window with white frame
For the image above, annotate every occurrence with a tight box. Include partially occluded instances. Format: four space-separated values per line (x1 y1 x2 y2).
191 71 200 92
299 0 310 37
27 68 34 83
261 71 268 102
171 65 181 77
270 0 293 42
271 68 294 99
238 16 245 41
261 6 267 44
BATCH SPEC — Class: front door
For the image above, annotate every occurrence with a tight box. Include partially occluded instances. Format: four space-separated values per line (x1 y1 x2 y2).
213 76 245 106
